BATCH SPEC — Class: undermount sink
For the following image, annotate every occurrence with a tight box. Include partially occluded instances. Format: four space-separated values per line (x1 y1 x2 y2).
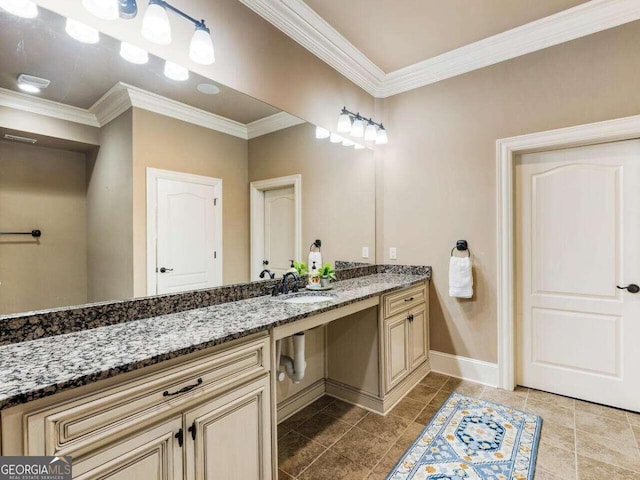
280 294 337 304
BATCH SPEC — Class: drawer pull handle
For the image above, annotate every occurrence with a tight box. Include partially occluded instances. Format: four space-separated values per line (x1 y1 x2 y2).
163 378 203 397
404 297 415 302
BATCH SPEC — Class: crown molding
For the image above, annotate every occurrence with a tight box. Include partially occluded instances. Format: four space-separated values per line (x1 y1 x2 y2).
239 0 640 98
0 87 100 127
247 111 305 139
0 83 299 140
239 0 384 97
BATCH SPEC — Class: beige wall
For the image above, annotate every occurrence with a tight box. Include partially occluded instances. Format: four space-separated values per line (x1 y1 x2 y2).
0 141 87 314
132 108 250 293
248 123 376 267
380 23 640 363
86 110 134 303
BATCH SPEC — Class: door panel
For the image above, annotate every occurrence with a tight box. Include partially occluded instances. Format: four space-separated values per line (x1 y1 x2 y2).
156 177 220 294
409 307 428 368
516 140 640 411
264 187 294 277
384 313 409 392
184 376 271 480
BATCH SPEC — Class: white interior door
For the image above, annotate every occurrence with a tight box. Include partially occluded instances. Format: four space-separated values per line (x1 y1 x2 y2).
264 187 294 277
154 175 221 294
516 140 640 411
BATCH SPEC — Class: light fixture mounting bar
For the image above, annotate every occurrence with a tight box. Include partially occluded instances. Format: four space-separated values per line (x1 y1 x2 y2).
153 0 208 31
340 106 384 129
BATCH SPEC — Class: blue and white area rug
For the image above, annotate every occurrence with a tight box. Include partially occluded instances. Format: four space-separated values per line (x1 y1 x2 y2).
387 392 542 480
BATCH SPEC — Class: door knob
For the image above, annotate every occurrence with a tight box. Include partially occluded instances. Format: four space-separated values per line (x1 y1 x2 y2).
159 267 174 273
617 284 640 294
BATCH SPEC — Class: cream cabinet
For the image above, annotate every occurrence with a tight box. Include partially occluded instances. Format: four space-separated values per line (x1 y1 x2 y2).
1 334 272 480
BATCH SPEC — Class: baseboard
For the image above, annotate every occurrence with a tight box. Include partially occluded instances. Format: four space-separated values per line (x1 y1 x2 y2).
277 379 326 421
429 350 498 387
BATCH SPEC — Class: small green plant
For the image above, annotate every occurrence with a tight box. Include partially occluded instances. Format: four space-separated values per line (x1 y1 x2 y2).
318 263 337 281
293 261 308 275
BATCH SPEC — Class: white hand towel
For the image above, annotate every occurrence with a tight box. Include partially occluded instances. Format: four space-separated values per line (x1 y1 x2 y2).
449 256 473 298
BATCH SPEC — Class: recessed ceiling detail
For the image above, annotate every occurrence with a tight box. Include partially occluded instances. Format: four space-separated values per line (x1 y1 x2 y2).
239 0 640 98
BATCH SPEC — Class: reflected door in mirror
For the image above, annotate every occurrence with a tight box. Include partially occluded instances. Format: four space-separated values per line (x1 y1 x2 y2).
154 175 221 294
264 187 295 277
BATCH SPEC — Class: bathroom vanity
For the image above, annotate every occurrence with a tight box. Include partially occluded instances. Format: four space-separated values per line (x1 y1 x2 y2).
0 268 430 479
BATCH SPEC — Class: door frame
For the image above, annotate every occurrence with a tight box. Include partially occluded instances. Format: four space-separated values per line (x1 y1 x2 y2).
496 114 640 390
146 167 223 296
250 174 302 280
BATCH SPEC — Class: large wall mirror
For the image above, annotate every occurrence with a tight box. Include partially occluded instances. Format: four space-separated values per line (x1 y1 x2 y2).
0 6 376 316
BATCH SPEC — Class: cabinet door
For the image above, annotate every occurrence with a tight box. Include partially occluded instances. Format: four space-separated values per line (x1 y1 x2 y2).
72 416 183 480
184 376 272 480
384 313 410 392
409 305 428 369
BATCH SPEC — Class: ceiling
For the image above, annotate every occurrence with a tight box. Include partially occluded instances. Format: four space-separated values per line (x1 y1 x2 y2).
0 7 280 124
303 0 587 73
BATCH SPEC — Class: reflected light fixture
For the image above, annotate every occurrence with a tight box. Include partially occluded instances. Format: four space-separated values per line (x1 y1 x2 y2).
17 73 50 94
354 143 365 150
65 18 100 44
342 138 355 147
164 60 189 81
337 107 389 145
0 0 38 18
120 41 149 64
315 126 330 139
82 0 118 20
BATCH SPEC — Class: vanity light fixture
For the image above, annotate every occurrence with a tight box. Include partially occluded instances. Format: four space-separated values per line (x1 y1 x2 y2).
337 107 389 144
0 0 38 18
120 41 149 64
342 138 355 147
16 74 50 94
163 60 189 81
65 18 100 44
329 132 343 144
82 0 119 20
315 126 330 139
141 0 215 65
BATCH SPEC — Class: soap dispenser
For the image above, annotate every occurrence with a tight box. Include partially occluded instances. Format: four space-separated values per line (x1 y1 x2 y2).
308 261 321 288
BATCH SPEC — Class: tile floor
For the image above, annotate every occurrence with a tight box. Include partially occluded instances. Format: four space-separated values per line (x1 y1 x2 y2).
277 373 640 479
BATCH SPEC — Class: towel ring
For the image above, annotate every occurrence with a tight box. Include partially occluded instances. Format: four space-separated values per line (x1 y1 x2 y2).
451 247 471 257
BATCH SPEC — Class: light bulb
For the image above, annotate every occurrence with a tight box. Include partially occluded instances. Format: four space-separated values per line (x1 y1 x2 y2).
164 61 189 81
350 117 365 137
329 133 343 144
0 0 38 18
364 122 377 141
375 127 388 145
82 0 118 20
315 126 330 139
336 112 351 133
189 25 215 65
120 42 149 64
342 138 354 147
65 18 100 44
142 1 171 45
354 143 365 150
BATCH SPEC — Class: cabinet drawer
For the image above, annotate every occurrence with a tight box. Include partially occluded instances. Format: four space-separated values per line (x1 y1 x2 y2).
25 336 269 458
383 283 426 318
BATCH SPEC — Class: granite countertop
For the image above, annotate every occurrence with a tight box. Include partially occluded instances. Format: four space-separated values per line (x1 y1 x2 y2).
0 273 428 410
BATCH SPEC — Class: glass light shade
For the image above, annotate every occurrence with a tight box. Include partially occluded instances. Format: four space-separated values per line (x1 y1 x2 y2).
350 117 365 137
315 126 330 139
364 123 377 141
0 0 38 18
342 138 354 147
353 143 365 150
164 61 189 81
141 2 171 45
329 133 343 144
120 42 149 64
189 27 215 65
375 128 388 145
336 113 351 133
82 0 118 20
65 18 100 44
